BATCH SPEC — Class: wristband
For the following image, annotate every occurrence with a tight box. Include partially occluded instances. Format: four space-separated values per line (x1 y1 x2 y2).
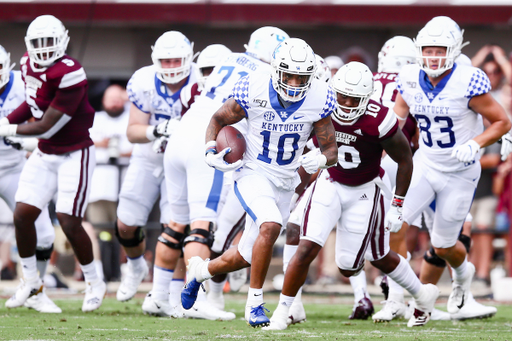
146 125 157 141
391 194 405 207
205 140 217 155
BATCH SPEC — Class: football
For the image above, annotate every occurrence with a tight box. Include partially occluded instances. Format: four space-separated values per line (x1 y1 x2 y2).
216 126 246 164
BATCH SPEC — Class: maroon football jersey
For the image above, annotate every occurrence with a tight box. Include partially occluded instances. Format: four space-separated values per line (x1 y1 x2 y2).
19 53 94 154
314 99 399 186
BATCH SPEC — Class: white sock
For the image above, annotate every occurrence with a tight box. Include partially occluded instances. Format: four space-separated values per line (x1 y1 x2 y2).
169 279 184 307
247 287 263 305
278 293 295 307
127 255 146 271
197 287 207 302
295 287 303 303
283 244 298 273
199 260 213 282
153 265 174 300
387 277 405 303
95 260 104 281
452 259 468 284
36 260 48 279
387 255 421 296
80 261 99 283
20 255 38 280
349 270 369 303
209 278 226 294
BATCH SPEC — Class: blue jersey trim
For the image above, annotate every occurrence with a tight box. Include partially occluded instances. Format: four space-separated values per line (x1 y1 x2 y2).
419 63 457 103
234 181 257 222
0 71 14 108
205 169 224 212
154 265 174 273
268 79 306 122
154 74 188 105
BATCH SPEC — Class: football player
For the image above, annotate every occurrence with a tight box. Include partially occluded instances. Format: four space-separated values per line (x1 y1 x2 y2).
181 37 339 328
114 31 197 316
394 16 510 315
0 15 105 312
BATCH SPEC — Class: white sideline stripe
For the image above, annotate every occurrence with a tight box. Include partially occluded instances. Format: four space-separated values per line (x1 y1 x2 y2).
59 68 86 89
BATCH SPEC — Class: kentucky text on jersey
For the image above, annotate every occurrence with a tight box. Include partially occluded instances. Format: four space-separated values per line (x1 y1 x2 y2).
413 104 450 115
335 131 357 144
236 56 258 71
261 122 304 132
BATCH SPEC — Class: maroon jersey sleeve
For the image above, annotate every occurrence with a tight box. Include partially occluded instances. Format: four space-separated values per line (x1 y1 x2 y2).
50 87 86 115
181 82 201 116
7 102 32 124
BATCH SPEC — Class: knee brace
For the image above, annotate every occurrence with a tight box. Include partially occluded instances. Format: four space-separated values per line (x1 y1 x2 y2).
158 225 186 250
423 246 447 268
35 244 54 261
458 234 471 253
183 222 215 248
115 221 145 247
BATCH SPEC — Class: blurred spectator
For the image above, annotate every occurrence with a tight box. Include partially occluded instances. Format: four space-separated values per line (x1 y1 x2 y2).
340 46 375 71
472 45 512 117
324 55 344 78
492 154 512 273
469 142 502 287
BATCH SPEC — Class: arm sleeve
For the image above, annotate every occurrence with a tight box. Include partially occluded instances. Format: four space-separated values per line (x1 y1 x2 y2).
465 68 491 99
321 86 337 119
50 86 86 116
7 102 33 124
231 76 250 117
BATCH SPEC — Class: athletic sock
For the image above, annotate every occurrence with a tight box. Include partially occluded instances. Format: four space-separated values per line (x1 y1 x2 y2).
387 254 421 296
20 255 38 280
80 261 99 284
152 265 174 301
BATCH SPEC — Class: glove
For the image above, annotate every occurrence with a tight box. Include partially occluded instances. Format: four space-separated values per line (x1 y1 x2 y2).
0 124 17 137
451 139 480 163
153 119 180 139
0 117 9 126
204 141 243 172
152 136 168 154
4 137 38 152
501 132 512 161
299 150 327 174
386 195 404 233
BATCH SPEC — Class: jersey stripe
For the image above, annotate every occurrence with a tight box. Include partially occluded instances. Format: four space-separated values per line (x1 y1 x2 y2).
59 68 86 89
378 109 398 138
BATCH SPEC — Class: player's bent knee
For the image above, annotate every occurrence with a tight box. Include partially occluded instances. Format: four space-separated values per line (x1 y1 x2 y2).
458 234 471 253
183 224 214 248
35 244 54 261
158 226 186 250
424 246 447 268
115 221 145 247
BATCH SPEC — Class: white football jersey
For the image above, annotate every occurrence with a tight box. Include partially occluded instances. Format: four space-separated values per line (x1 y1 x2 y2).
0 70 27 170
126 64 198 165
232 73 336 182
397 63 488 172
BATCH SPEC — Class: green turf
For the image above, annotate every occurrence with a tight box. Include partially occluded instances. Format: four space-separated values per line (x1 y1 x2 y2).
0 296 511 340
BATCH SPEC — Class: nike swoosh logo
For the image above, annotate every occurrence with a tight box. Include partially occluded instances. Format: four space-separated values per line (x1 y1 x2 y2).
254 293 262 296
457 295 465 309
293 116 304 120
250 317 258 322
155 303 161 309
438 97 447 100
119 290 127 295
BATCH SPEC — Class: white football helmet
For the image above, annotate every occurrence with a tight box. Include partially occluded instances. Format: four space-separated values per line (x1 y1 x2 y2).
271 38 316 103
414 16 469 78
314 54 331 83
196 44 232 90
244 26 289 64
151 31 194 84
331 61 373 121
25 15 69 71
378 36 416 73
0 45 15 89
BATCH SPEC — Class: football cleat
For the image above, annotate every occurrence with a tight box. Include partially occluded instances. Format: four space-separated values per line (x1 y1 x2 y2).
228 268 247 292
263 303 290 331
5 277 43 308
407 284 439 327
183 300 235 321
287 300 306 325
181 256 206 310
82 279 107 312
447 262 475 314
372 300 407 322
245 303 270 328
24 288 62 313
142 292 184 318
349 296 374 320
450 292 496 320
116 260 149 302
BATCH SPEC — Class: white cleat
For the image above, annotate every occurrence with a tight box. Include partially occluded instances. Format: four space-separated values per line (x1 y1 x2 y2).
263 304 290 331
430 308 451 321
447 262 475 314
228 268 247 292
142 292 184 318
117 261 149 302
25 289 62 313
207 291 225 311
372 300 407 322
5 277 43 308
287 300 306 325
82 279 107 312
407 284 439 327
183 300 236 321
450 292 497 320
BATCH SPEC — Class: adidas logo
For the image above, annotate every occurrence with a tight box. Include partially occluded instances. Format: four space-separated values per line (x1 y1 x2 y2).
359 194 368 200
354 129 363 136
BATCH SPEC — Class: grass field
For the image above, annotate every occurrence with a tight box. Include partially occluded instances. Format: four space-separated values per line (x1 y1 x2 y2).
0 294 511 340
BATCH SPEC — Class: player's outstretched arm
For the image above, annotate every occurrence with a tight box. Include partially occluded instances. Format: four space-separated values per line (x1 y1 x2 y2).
381 129 413 198
392 93 410 129
311 115 338 167
469 93 512 148
0 105 70 138
205 98 246 143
